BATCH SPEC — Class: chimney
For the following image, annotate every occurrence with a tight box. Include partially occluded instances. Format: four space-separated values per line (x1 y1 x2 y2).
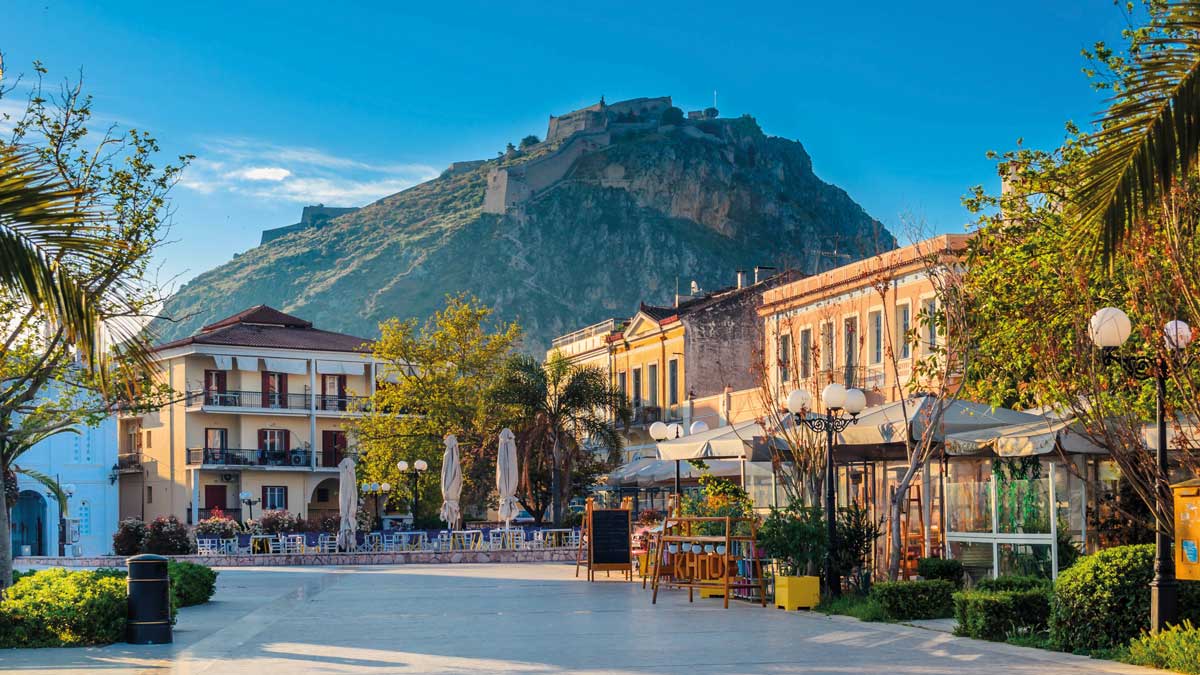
753 265 776 284
736 270 747 289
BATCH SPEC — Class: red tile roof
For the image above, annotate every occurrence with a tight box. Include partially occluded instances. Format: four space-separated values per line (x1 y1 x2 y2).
155 305 372 354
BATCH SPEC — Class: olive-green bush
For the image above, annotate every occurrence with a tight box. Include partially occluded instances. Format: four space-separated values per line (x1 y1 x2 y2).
953 588 1051 641
1049 544 1200 652
870 580 955 620
976 575 1051 593
1126 620 1200 674
168 561 218 607
917 558 964 588
0 569 126 647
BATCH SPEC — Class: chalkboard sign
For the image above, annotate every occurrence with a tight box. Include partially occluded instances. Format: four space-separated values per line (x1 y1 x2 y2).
591 509 632 566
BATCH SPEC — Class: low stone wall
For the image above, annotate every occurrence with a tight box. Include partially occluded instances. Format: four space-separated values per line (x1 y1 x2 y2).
15 548 578 568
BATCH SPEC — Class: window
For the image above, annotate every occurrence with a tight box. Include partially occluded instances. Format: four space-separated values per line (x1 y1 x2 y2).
126 426 142 454
799 329 812 379
260 429 288 451
147 485 153 504
778 332 791 384
921 298 938 351
77 500 91 535
144 430 152 449
204 369 227 404
262 486 288 510
72 435 82 463
205 428 228 449
631 368 643 408
261 371 286 408
322 374 347 411
869 310 883 365
820 323 834 372
843 316 859 388
668 359 679 406
316 488 330 503
617 371 627 401
898 304 912 359
647 363 658 407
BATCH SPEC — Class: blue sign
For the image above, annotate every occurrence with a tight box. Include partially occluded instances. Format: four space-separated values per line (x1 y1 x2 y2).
1183 540 1199 564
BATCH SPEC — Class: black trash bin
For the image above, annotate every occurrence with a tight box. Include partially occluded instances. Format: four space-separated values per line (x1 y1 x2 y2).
126 553 172 644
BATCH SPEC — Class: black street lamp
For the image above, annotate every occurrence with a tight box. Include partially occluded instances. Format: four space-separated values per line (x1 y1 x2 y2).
361 481 391 531
787 384 867 598
648 422 688 496
397 459 429 528
238 491 260 522
57 481 75 557
1089 307 1192 633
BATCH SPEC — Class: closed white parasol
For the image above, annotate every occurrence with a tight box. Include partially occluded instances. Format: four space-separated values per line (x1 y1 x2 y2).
496 428 520 527
440 434 463 529
336 456 358 551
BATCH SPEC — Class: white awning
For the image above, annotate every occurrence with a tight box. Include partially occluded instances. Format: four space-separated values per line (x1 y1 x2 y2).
654 419 776 461
630 459 742 487
212 355 233 370
263 358 307 375
837 396 1043 447
317 360 363 375
235 356 258 372
945 417 1106 457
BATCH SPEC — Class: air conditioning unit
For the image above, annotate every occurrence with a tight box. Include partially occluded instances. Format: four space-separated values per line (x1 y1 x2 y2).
220 473 235 483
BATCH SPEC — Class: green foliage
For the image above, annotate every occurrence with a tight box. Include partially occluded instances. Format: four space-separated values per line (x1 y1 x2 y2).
680 474 754 536
354 294 521 520
835 504 881 589
976 575 1051 593
953 588 1052 641
869 580 956 621
0 568 126 647
519 134 540 149
112 518 148 556
917 557 964 588
257 510 300 535
756 501 825 577
1127 620 1200 674
1049 544 1200 652
142 515 193 555
168 561 218 607
816 594 887 622
660 106 684 125
193 511 240 539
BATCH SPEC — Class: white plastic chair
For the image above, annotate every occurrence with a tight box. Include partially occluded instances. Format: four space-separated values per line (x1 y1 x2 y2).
268 536 285 554
284 534 305 554
317 534 337 553
197 538 221 555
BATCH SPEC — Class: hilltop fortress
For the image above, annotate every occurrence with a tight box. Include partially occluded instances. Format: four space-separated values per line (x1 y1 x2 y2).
483 96 718 215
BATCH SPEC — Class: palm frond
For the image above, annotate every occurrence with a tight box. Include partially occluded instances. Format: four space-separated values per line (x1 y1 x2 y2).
1071 2 1200 259
12 465 67 515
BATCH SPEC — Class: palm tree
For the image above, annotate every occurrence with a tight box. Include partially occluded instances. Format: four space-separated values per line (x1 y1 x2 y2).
0 147 110 370
1072 2 1200 257
493 353 631 526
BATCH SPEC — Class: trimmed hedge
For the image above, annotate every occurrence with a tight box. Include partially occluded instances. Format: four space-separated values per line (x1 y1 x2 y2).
976 575 1051 593
169 561 218 607
917 558 964 588
1049 544 1200 652
0 569 126 647
1127 620 1200 674
870 580 955 620
954 588 1051 641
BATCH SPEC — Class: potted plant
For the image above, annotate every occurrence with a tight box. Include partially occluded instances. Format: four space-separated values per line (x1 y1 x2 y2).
757 502 826 610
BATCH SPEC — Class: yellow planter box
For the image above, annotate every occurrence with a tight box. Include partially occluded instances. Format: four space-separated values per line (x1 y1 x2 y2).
637 552 650 578
699 585 725 599
775 575 820 610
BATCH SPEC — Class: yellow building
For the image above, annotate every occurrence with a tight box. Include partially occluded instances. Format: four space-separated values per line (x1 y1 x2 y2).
117 306 379 525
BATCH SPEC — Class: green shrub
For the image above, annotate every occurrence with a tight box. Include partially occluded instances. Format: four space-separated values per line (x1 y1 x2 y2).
1049 544 1200 652
660 106 684 125
757 502 825 577
112 518 147 555
1127 620 1200 674
976 575 1051 592
193 511 240 539
0 569 126 647
169 561 218 607
258 509 300 534
143 515 193 554
954 588 1051 641
816 594 888 622
917 558 964 588
870 580 955 620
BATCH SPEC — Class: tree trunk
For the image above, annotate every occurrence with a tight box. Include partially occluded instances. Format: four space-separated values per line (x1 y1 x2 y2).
0 462 12 594
550 430 562 527
888 483 905 581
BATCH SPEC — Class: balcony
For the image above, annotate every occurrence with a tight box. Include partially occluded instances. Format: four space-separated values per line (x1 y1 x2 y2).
188 447 346 469
186 390 369 415
116 452 144 473
619 405 662 428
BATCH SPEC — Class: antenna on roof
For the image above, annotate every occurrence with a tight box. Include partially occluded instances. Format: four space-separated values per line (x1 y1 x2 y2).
713 90 718 109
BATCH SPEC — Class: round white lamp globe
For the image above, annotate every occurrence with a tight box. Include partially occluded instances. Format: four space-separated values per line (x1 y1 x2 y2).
843 388 867 415
821 383 848 410
666 423 684 438
381 482 391 492
397 460 409 472
1089 307 1132 348
414 459 428 471
239 491 251 500
786 389 812 414
1164 320 1193 351
648 421 669 441
689 420 710 435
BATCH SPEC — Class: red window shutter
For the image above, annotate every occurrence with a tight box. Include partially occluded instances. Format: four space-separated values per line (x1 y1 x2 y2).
337 375 346 398
282 487 288 510
261 486 268 509
261 372 270 407
258 429 267 450
279 374 288 400
282 430 291 452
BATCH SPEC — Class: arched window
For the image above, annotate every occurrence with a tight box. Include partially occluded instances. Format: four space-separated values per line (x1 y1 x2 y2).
77 500 92 535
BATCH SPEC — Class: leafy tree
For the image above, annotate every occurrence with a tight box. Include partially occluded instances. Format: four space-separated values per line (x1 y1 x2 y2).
0 64 184 590
352 294 521 520
660 106 684 125
703 107 719 119
492 352 629 526
519 134 540 150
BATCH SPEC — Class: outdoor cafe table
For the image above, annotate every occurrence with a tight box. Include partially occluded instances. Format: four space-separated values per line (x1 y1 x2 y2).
540 528 574 548
249 534 276 554
395 531 428 551
449 530 483 550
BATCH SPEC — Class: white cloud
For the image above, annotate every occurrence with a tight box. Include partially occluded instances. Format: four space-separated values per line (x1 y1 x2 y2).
178 137 437 206
237 166 291 181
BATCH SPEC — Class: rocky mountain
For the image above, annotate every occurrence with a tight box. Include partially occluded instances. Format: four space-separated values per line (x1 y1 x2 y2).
159 97 895 353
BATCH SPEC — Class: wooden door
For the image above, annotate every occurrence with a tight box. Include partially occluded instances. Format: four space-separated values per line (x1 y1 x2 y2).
204 485 227 514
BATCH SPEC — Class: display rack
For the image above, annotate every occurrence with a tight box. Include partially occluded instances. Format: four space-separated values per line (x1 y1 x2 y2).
649 514 766 609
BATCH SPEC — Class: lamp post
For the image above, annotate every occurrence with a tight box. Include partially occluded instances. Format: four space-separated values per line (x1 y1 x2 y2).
1088 307 1192 632
649 421 686 497
57 482 75 557
397 460 429 528
238 491 260 522
361 481 391 531
787 384 867 598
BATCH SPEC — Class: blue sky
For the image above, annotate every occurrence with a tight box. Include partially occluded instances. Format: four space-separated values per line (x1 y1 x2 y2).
2 1 1131 285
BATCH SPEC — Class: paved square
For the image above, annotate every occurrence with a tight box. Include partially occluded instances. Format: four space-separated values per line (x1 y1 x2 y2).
3 563 1158 674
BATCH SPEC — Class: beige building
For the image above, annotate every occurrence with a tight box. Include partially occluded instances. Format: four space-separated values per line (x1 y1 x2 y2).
117 306 379 525
759 234 971 409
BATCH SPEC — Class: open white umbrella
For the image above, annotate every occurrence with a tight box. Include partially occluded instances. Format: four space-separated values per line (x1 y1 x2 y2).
496 428 520 528
440 434 463 529
336 455 358 551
